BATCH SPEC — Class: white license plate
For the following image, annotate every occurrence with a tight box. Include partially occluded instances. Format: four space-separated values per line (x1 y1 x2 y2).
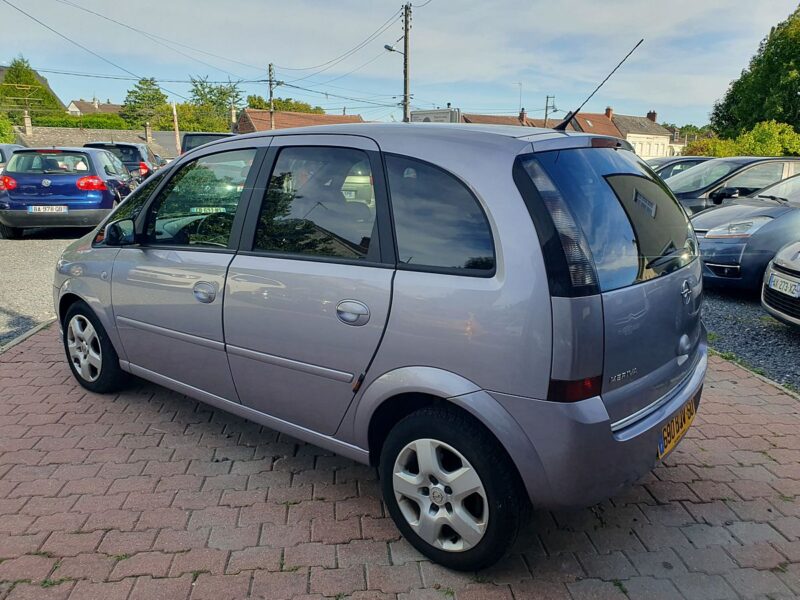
28 205 68 213
342 190 356 199
769 274 800 298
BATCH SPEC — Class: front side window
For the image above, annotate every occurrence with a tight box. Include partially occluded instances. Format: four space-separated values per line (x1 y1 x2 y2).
727 162 785 191
253 146 378 261
667 159 740 194
386 155 495 273
145 149 256 248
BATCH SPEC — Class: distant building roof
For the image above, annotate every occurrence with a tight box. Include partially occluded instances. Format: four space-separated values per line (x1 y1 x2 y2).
13 126 173 159
237 108 364 133
570 113 622 138
68 99 122 115
612 114 672 137
0 66 66 110
461 111 575 130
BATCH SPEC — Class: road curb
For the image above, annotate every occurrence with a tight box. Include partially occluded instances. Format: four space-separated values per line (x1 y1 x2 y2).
710 348 800 402
0 319 56 355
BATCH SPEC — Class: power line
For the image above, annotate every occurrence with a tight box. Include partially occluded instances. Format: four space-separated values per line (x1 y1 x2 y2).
0 0 190 101
279 83 399 108
52 0 249 80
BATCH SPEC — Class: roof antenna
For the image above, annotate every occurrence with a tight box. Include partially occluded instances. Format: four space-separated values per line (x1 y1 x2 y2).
553 38 644 131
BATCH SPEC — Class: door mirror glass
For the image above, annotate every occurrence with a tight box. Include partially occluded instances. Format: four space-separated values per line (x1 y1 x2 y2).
103 218 136 246
104 164 115 176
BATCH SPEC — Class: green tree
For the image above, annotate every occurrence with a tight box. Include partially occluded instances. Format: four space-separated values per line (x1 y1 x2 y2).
0 56 63 123
153 103 229 132
0 113 14 143
735 120 800 156
120 78 167 128
711 6 800 137
682 137 738 157
190 76 241 118
246 95 324 113
32 113 132 130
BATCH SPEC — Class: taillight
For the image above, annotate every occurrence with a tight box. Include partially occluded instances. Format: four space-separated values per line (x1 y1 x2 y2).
548 376 602 402
0 175 17 191
76 176 107 191
139 162 149 177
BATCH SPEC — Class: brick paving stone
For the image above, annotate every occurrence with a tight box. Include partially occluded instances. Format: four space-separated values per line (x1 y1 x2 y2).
3 329 800 598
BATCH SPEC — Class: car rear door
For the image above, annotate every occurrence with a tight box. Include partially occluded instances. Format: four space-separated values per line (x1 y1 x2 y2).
111 143 264 401
224 134 394 435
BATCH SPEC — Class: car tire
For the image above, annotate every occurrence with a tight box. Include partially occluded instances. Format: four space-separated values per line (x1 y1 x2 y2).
0 223 22 239
379 405 528 571
63 300 128 393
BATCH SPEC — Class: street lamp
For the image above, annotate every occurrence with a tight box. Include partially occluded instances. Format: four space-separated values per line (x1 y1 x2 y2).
384 44 404 55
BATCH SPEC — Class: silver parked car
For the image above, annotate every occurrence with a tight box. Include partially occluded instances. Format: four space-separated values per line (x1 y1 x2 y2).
762 241 800 328
54 124 707 570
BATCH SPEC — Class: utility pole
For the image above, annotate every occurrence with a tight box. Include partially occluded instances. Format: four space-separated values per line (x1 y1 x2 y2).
268 63 276 130
402 3 411 122
171 102 180 156
543 95 556 128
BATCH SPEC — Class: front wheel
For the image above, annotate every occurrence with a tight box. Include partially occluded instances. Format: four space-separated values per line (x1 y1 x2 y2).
63 301 128 393
0 223 22 239
379 406 528 571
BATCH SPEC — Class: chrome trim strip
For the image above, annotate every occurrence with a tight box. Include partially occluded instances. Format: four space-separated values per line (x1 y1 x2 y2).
610 354 700 432
226 344 354 383
127 363 369 463
705 262 740 270
116 316 225 351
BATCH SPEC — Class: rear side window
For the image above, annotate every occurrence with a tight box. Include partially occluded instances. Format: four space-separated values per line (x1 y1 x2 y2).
6 152 92 175
519 148 695 293
386 155 495 273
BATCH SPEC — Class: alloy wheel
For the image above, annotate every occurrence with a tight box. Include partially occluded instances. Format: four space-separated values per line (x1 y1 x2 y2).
66 315 102 382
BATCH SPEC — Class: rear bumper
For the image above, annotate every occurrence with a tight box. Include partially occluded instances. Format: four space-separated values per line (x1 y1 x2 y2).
493 341 707 509
0 209 110 229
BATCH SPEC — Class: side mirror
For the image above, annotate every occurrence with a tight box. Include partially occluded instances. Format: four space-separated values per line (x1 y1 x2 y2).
155 155 167 167
104 165 115 176
710 187 740 204
103 218 136 246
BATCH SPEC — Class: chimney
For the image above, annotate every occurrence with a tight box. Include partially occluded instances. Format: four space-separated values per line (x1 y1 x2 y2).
23 110 33 136
144 121 153 144
519 107 527 124
646 110 657 122
446 102 451 109
605 106 614 119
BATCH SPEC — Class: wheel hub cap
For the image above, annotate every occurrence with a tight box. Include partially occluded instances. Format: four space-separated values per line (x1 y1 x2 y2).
66 315 102 383
392 438 488 553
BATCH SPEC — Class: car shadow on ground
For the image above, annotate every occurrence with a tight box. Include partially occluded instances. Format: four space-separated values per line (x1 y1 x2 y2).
17 227 92 241
0 305 40 347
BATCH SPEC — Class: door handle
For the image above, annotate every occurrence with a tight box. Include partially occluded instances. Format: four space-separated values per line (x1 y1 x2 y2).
336 300 370 326
193 281 217 304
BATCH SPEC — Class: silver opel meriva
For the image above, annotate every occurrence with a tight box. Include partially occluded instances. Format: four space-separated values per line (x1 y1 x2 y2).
54 124 706 570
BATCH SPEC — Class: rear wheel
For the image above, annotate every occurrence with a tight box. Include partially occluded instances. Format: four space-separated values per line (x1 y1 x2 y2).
379 406 528 571
63 301 128 393
0 223 22 239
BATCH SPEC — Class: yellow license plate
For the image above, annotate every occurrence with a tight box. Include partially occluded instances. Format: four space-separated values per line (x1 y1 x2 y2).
657 398 696 459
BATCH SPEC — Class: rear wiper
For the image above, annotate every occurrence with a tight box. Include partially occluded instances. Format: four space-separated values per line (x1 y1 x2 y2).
757 194 788 204
646 247 687 270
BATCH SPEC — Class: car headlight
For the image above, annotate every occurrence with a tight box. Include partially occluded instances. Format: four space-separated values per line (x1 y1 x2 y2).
705 216 772 239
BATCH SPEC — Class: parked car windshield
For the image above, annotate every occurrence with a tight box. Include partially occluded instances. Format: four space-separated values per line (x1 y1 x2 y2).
666 159 740 194
521 147 696 292
754 173 800 204
6 151 92 174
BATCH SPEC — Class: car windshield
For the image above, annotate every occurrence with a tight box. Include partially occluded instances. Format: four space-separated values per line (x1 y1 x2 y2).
755 174 800 203
6 152 92 174
666 159 740 194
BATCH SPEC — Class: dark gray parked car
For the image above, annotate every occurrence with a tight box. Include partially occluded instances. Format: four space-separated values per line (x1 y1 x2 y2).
667 156 800 214
53 124 707 570
647 156 710 179
0 143 24 173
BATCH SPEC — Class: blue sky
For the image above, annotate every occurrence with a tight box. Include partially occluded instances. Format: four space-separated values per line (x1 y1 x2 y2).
2 0 797 125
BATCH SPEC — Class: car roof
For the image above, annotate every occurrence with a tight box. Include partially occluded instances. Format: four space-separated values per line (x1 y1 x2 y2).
709 156 800 165
16 147 102 153
84 141 144 148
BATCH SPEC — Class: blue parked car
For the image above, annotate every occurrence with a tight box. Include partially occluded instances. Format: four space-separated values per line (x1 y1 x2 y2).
0 147 134 239
691 173 800 290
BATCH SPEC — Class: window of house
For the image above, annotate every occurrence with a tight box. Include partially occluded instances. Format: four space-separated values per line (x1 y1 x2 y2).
386 155 495 273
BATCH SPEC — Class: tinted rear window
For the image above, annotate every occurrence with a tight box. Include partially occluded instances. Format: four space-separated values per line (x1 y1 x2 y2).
182 134 232 152
89 145 142 163
520 148 696 292
6 152 93 175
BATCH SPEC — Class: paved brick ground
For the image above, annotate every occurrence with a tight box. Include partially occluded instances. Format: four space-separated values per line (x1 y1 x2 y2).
1 328 800 599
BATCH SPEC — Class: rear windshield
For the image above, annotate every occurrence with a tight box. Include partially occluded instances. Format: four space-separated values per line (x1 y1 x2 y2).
182 134 232 152
520 147 696 292
666 159 740 194
6 152 94 175
89 145 142 163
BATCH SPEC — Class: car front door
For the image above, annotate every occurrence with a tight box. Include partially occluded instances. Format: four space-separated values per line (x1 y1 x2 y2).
224 135 394 434
724 161 787 196
111 144 263 401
